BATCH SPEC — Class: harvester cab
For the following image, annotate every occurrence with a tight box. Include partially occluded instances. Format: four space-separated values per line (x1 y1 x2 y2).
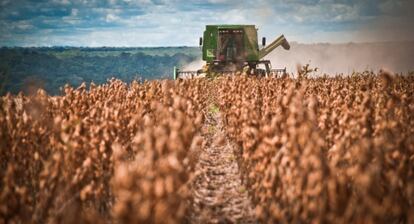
174 25 290 79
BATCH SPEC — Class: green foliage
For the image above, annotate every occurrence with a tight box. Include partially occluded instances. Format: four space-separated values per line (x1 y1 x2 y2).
238 186 246 193
38 46 200 59
208 125 216 134
0 47 200 95
206 72 221 79
209 103 220 114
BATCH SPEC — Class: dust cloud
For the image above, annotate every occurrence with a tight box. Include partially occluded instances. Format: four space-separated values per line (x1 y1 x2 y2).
266 41 414 75
182 41 414 75
182 59 204 71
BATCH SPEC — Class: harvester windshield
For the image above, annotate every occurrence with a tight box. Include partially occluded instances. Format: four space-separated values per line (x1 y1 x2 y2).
218 29 244 62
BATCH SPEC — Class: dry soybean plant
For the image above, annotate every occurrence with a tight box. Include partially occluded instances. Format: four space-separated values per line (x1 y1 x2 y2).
0 79 203 223
218 73 414 223
1 72 413 223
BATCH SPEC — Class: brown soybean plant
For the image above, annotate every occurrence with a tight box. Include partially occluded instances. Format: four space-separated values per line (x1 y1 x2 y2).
0 72 413 223
218 73 414 224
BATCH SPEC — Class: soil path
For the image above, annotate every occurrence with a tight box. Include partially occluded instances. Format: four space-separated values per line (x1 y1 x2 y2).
189 111 256 223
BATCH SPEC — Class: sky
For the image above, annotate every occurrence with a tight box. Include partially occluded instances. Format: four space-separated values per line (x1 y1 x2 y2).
0 0 413 47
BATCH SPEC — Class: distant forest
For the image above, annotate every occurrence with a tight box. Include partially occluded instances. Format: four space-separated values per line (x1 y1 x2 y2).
0 47 200 95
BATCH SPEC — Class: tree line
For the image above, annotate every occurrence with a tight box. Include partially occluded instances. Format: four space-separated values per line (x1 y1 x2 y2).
0 47 198 95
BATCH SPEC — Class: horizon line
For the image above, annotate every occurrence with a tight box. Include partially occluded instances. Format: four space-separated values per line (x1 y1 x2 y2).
1 40 414 48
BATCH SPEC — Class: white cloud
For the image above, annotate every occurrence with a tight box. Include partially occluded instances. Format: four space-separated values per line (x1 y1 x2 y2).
16 21 34 30
1 0 413 46
105 13 120 22
51 0 70 5
71 8 79 16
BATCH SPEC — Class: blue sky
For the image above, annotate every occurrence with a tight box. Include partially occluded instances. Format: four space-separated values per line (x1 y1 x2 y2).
0 0 413 46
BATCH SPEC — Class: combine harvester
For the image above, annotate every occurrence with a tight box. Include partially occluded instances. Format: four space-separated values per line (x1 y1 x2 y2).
174 24 290 79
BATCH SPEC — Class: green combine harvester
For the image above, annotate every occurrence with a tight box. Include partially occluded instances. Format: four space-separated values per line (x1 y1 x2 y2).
174 24 290 79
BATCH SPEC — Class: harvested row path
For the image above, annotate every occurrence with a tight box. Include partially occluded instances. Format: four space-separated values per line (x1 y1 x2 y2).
189 110 257 224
